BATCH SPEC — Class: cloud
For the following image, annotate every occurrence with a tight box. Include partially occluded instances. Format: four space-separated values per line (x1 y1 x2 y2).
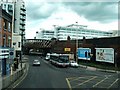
25 2 63 21
87 20 118 31
63 2 118 23
24 0 119 39
25 1 118 23
35 6 83 29
24 0 119 2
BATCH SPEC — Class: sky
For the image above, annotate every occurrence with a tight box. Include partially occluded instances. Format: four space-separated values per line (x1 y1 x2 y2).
24 0 119 39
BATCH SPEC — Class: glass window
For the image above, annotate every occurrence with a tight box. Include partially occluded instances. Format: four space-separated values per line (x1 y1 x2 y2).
8 36 11 47
8 22 11 32
0 17 1 29
4 19 7 30
18 42 21 48
1 4 3 8
3 35 6 47
8 5 13 11
4 4 6 9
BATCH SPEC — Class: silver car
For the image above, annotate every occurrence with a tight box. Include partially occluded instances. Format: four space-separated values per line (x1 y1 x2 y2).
33 60 40 66
69 60 79 67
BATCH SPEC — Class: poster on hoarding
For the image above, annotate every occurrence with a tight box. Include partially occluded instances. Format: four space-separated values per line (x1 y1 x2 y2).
78 48 91 60
64 48 71 52
95 48 114 63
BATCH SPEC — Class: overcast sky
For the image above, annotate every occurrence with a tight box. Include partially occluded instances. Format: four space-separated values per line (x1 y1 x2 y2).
24 0 119 39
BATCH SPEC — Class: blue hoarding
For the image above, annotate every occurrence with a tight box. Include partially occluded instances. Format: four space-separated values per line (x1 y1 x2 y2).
78 48 91 60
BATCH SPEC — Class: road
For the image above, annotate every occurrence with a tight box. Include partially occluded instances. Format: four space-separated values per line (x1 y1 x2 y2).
14 55 119 89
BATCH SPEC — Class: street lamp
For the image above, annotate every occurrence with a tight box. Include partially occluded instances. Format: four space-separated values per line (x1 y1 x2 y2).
19 29 25 69
76 22 78 63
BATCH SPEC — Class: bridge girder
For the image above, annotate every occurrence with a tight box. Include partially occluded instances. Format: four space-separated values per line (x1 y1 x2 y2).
24 39 56 49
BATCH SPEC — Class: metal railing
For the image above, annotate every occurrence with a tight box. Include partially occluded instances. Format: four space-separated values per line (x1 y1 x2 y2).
2 63 26 89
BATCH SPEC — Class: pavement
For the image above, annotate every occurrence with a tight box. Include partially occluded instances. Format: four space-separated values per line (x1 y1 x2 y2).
0 57 28 90
8 62 29 89
79 64 120 74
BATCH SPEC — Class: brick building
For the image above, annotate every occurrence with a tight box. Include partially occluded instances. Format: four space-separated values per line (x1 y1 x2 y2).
0 8 12 48
0 7 13 76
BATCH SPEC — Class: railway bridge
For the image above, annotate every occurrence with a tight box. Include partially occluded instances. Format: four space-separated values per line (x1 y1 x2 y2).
23 37 120 67
23 39 56 55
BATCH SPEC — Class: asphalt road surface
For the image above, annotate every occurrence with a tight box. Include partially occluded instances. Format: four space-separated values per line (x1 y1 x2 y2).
14 55 120 89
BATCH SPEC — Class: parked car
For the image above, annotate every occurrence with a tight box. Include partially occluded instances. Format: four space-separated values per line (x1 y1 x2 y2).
45 53 50 61
69 60 79 67
33 60 40 66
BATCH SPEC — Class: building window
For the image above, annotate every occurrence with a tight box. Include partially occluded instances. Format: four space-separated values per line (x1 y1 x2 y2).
4 19 7 30
8 22 11 32
1 4 3 8
4 4 6 9
0 17 1 29
3 35 6 47
18 42 21 48
8 5 13 12
8 36 11 47
13 42 16 46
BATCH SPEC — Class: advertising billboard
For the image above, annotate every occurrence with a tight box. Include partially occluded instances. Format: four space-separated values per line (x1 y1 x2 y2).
95 48 114 63
78 48 91 60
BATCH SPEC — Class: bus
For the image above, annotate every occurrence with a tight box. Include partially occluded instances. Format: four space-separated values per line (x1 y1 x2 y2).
50 53 69 67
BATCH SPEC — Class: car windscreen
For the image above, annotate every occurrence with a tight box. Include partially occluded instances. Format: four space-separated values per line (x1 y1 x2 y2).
34 60 39 63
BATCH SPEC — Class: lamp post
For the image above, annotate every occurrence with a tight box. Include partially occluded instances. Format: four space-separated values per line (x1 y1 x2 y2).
19 30 25 69
76 22 78 63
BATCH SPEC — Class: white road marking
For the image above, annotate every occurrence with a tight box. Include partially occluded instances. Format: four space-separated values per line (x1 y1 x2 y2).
108 78 119 89
93 76 109 88
70 76 96 82
73 76 97 88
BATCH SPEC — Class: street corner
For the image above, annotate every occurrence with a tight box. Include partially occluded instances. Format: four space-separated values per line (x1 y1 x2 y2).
66 75 119 89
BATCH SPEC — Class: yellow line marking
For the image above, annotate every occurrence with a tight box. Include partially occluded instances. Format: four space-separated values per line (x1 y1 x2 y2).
73 76 97 88
108 78 119 89
93 76 108 88
13 63 29 88
66 78 72 90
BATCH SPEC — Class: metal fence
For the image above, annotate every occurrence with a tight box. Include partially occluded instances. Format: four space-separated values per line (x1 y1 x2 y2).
2 63 26 89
